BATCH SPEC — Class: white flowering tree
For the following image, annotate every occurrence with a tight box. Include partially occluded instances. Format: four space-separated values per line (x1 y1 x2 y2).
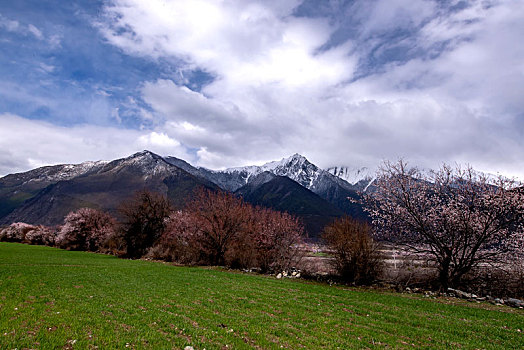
363 160 524 290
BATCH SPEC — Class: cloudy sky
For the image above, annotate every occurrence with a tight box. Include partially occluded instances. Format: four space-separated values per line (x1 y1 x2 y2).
1 0 523 177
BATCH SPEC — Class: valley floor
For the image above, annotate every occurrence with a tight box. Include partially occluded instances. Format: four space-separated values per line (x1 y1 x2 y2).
0 243 523 349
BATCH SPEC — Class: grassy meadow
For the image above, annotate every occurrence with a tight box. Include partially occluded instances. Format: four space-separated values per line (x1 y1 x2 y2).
0 242 523 349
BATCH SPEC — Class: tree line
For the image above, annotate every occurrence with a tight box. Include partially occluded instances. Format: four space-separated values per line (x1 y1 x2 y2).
1 160 523 296
0 188 305 274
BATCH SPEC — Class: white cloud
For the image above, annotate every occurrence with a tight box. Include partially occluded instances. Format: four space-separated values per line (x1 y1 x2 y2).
0 14 46 40
0 114 192 176
27 24 43 39
0 14 20 32
35 0 515 180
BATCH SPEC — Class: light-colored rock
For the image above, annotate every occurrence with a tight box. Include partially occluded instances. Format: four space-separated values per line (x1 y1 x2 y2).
505 298 524 308
447 288 474 299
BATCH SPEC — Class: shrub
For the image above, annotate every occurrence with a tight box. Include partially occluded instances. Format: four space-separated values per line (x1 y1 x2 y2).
0 222 36 242
322 217 383 284
56 208 116 251
25 225 56 246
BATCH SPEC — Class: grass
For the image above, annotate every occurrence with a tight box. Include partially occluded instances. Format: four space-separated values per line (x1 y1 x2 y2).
0 243 523 349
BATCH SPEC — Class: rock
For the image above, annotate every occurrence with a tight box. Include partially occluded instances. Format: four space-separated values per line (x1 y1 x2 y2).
494 298 504 305
291 271 298 277
295 273 301 278
505 298 524 308
282 271 288 277
447 288 473 299
276 273 282 279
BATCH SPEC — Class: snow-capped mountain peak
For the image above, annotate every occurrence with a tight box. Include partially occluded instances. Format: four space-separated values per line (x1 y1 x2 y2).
221 154 320 189
109 150 178 177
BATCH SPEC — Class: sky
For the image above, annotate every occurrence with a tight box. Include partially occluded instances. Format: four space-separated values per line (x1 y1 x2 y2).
1 0 523 178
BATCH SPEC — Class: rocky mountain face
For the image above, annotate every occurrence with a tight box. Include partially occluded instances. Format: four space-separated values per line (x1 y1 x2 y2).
0 151 369 237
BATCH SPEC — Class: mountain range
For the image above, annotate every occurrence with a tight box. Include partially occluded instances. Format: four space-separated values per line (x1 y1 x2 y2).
0 151 373 239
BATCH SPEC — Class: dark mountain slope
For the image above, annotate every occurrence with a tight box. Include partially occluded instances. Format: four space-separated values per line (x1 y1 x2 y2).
236 175 344 239
0 151 217 226
0 161 107 220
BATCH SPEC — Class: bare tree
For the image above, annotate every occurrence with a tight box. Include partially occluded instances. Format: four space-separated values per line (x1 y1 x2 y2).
322 217 383 284
363 160 524 290
185 188 251 266
160 189 305 271
120 190 171 258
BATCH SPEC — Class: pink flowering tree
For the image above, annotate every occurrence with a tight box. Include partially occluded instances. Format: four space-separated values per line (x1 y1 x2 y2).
362 160 524 290
184 189 252 266
155 210 203 263
250 207 304 273
0 222 36 242
56 208 116 251
25 225 56 246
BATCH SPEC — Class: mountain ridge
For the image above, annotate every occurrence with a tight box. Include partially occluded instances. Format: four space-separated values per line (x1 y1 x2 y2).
0 151 369 235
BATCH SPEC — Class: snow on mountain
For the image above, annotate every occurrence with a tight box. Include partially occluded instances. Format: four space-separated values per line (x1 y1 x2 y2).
326 166 376 191
108 150 177 178
221 153 332 191
7 160 109 186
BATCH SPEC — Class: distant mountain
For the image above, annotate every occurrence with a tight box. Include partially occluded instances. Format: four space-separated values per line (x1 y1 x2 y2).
326 166 376 192
0 151 369 234
0 151 217 226
0 160 108 219
172 154 368 219
164 156 250 192
236 174 344 238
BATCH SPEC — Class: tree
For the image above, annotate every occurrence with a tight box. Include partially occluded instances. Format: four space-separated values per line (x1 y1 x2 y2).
0 222 36 243
56 208 116 251
152 210 203 264
249 207 305 273
322 217 383 284
185 188 251 266
363 160 524 290
120 190 171 258
25 225 56 246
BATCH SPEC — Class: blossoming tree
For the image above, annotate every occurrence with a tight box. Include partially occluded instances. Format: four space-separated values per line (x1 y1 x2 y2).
362 160 524 290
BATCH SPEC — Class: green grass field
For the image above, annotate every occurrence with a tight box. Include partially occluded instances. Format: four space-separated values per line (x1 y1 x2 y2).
0 243 522 349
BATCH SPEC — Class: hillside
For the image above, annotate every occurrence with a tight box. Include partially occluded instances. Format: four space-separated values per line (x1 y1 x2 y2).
236 175 344 238
1 243 522 349
0 151 217 225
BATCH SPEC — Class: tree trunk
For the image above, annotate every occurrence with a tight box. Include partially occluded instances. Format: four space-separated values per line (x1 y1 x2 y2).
439 258 451 291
